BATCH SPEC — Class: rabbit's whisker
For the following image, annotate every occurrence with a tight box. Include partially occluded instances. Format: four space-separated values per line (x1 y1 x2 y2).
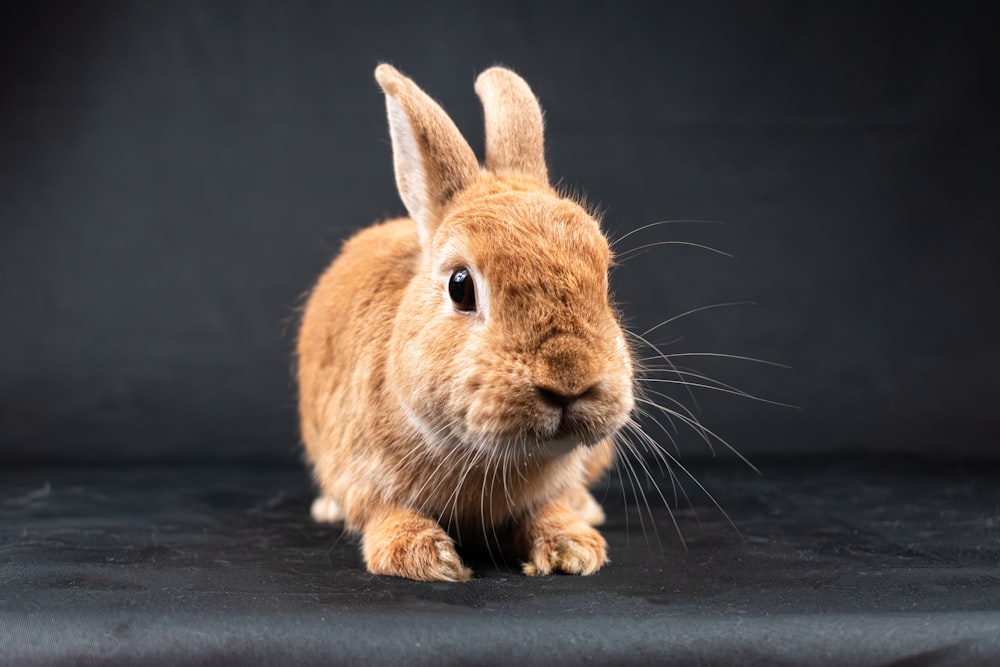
610 219 725 249
616 240 733 264
638 351 793 369
642 378 797 410
638 301 757 339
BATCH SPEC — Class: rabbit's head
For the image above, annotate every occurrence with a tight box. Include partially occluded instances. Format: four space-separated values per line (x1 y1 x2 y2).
377 64 634 460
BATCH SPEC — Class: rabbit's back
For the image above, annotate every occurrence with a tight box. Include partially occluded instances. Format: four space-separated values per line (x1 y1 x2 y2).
297 218 419 480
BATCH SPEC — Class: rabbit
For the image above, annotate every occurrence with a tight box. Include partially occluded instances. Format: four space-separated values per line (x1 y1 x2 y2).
296 64 635 582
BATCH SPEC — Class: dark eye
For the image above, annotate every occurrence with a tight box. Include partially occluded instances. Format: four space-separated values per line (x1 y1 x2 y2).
448 268 477 312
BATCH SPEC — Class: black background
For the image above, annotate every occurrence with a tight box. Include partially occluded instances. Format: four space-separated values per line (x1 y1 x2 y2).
2 1 998 465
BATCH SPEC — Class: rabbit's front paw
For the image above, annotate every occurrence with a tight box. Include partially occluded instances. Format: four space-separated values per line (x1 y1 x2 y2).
522 509 608 576
363 508 472 582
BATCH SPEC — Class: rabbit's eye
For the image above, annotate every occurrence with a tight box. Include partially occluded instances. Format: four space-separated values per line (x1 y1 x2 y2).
448 268 477 312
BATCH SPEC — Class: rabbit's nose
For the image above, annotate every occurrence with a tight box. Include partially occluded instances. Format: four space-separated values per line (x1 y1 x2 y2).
535 384 599 410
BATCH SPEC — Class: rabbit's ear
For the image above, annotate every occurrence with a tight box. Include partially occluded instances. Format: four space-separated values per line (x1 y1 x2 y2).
375 64 479 246
474 67 548 183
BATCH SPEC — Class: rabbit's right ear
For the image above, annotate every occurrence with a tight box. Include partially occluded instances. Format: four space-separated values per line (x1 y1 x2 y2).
474 67 548 183
375 64 479 247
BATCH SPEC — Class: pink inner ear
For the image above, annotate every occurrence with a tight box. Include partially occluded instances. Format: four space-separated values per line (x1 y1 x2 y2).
384 93 432 245
376 65 480 247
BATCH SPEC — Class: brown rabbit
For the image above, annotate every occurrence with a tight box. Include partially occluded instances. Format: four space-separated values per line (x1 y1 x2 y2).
296 64 635 581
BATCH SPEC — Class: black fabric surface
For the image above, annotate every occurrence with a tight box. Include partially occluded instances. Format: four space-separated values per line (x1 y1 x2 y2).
3 459 999 665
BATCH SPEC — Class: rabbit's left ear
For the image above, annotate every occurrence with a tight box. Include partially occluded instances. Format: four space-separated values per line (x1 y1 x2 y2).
376 64 479 247
475 67 548 183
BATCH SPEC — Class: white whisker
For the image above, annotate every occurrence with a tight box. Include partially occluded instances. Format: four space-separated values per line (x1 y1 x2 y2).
615 438 654 550
627 421 744 540
637 351 794 370
616 240 733 264
622 421 689 545
628 328 704 421
636 392 760 475
639 301 757 339
642 377 798 410
610 219 725 248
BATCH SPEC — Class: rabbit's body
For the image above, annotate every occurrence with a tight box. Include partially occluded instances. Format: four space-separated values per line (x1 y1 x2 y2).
297 66 633 581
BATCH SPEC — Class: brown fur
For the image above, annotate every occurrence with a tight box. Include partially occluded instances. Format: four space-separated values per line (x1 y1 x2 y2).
297 65 634 581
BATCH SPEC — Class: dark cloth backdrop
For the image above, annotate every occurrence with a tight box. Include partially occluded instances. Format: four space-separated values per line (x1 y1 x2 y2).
2 1 998 464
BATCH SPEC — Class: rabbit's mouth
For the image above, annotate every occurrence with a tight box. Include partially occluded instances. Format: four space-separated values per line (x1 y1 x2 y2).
536 387 628 445
534 417 612 455
550 414 598 443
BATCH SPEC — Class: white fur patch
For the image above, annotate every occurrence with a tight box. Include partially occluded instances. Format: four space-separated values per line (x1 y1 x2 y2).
571 490 607 526
310 495 345 524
